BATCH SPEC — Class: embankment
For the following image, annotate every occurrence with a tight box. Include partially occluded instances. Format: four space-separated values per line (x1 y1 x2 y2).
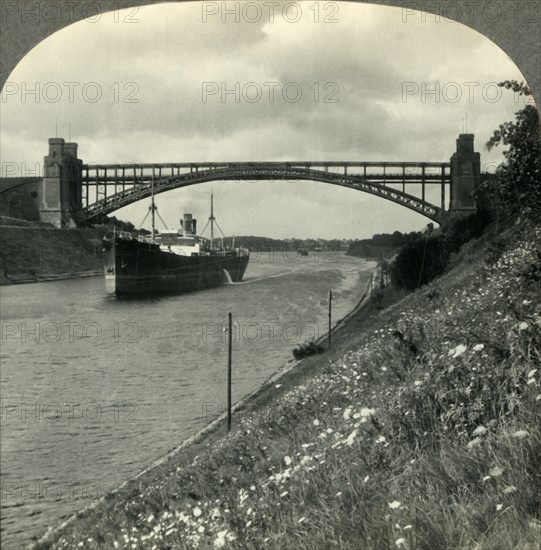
0 217 104 285
34 220 541 549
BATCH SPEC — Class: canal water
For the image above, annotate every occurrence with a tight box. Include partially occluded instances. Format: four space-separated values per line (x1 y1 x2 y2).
0 251 374 548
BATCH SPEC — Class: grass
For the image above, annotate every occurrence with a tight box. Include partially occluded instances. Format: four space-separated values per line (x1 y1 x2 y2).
34 219 541 549
0 216 103 283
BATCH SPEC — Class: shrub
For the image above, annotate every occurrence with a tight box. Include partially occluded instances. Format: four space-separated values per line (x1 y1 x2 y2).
292 338 326 360
391 212 491 290
482 81 541 218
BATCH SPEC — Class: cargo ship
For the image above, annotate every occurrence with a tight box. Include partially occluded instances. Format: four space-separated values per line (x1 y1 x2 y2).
102 194 249 296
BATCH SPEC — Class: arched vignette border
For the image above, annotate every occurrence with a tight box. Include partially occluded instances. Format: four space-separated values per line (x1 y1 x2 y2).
0 0 539 110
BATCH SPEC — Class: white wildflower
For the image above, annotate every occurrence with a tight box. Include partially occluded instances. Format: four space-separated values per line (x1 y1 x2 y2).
496 504 503 511
395 537 406 547
467 437 482 449
473 426 487 436
346 429 358 446
473 344 485 351
214 530 228 548
193 506 202 517
388 500 401 509
284 456 292 466
449 344 467 358
489 466 503 477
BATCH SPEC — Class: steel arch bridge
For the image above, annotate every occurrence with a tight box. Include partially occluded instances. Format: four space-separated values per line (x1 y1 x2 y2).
80 161 451 224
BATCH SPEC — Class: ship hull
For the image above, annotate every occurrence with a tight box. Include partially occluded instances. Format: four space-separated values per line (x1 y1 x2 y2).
104 237 249 296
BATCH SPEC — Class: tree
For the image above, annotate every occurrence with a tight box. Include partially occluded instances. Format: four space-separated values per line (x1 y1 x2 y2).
482 81 541 216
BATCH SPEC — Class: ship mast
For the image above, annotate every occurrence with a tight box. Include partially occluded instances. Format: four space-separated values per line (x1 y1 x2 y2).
200 191 225 248
209 191 215 249
151 176 156 241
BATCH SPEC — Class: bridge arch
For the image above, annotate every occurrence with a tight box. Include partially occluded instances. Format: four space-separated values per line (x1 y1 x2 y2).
80 162 448 224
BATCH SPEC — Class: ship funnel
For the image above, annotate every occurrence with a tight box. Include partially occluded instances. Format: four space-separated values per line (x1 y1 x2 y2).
182 213 195 237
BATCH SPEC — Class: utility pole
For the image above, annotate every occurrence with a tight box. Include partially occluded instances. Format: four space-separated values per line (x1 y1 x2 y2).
328 290 332 350
227 312 232 432
151 174 156 241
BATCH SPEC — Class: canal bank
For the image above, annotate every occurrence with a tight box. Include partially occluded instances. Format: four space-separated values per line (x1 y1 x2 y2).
0 217 103 285
1 251 374 548
30 263 380 549
30 220 541 550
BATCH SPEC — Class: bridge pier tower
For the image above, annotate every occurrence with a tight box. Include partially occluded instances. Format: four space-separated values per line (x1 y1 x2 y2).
39 138 83 227
449 133 481 216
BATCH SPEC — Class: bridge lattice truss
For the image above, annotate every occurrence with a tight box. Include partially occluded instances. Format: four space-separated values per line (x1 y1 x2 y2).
80 162 452 223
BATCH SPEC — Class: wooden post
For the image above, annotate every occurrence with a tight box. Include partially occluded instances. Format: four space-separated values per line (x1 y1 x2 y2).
227 312 232 432
328 290 332 350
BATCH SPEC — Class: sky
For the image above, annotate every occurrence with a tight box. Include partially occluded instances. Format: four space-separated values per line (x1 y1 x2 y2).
0 1 530 239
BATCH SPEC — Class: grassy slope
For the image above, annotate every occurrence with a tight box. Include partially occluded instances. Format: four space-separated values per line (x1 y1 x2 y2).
36 221 541 550
0 217 102 283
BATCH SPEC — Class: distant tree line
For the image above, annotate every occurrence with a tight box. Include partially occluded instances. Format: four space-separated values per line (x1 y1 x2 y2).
92 214 150 234
347 230 422 259
222 236 347 251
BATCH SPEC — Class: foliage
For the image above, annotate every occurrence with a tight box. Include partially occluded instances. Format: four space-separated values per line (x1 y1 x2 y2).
347 230 422 259
481 80 541 216
390 212 490 290
292 338 326 360
223 236 346 253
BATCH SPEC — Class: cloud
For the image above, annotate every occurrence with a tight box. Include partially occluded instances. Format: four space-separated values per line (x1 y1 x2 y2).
0 1 527 238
